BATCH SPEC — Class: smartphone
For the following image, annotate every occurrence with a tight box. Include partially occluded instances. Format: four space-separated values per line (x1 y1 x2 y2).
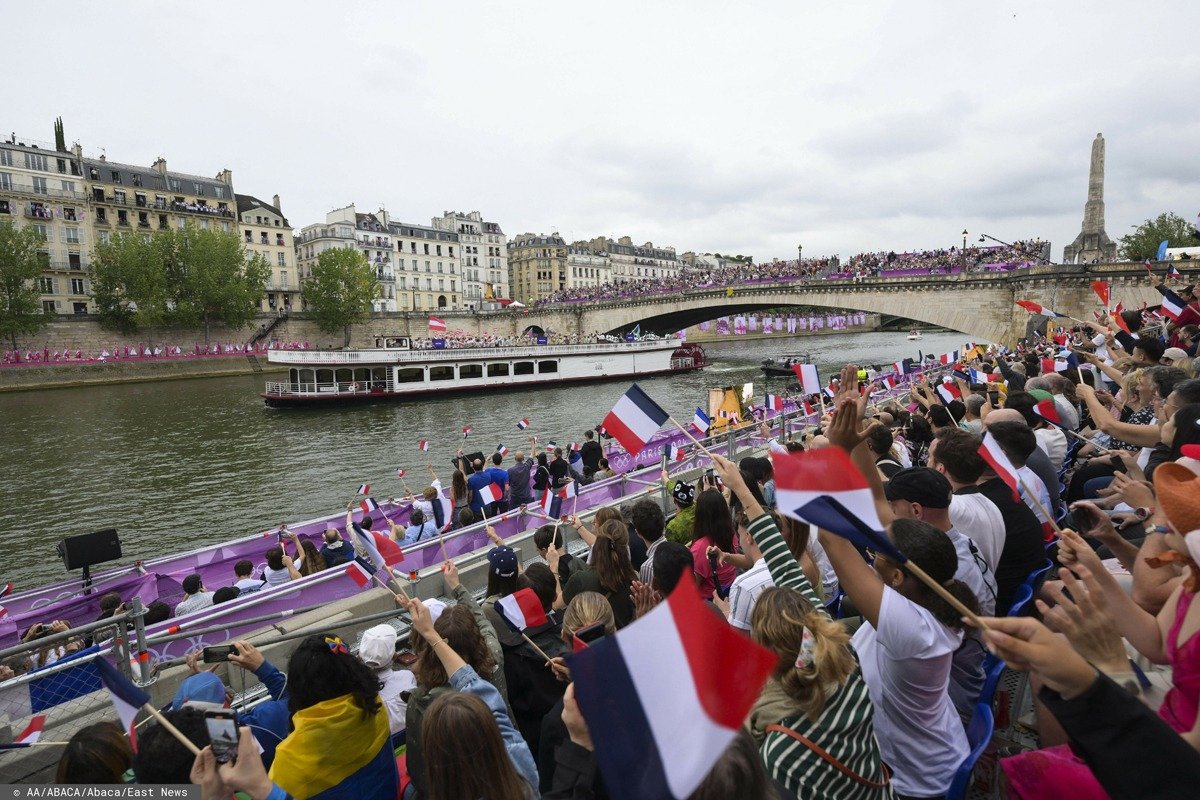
572 622 607 652
202 645 236 663
204 710 239 764
705 468 715 484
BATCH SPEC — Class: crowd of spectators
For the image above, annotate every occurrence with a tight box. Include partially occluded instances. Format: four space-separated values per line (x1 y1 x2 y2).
0 340 311 367
534 238 1047 307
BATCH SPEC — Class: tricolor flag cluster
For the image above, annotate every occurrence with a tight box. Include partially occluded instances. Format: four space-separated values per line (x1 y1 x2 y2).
569 577 777 800
601 384 670 457
345 557 378 589
1032 397 1062 427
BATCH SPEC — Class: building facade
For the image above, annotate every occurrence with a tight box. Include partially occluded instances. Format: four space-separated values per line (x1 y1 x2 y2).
0 135 91 315
431 211 508 310
508 233 568 302
237 193 297 312
586 235 678 284
566 242 612 290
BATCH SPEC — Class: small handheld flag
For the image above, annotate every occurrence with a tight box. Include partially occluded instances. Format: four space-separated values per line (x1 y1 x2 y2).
478 482 504 506
1032 398 1062 427
791 363 822 396
496 444 509 456
462 425 472 438
537 487 554 515
360 497 380 514
978 432 1021 502
418 440 430 452
1016 300 1067 318
764 393 784 412
496 587 549 631
345 557 376 589
356 484 371 495
559 481 578 500
0 715 46 749
396 468 407 478
691 407 711 434
95 657 151 745
1090 281 1110 308
935 382 962 405
601 384 669 457
545 440 558 452
352 522 406 569
1168 263 1182 280
517 418 530 430
1159 288 1188 321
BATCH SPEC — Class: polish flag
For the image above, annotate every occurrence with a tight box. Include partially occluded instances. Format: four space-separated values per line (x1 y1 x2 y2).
496 587 549 631
478 482 504 506
601 384 670 457
1016 300 1067 318
428 316 447 331
790 363 821 396
978 432 1021 501
570 578 777 800
356 484 371 495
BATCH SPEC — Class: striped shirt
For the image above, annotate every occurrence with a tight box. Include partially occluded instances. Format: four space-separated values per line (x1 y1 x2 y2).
749 515 893 800
727 558 774 630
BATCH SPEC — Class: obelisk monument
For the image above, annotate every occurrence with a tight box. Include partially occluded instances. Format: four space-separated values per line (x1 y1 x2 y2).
1063 133 1118 264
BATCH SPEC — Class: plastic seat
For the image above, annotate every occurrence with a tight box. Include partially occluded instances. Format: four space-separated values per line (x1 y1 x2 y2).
1006 582 1035 617
978 653 1007 709
947 702 996 800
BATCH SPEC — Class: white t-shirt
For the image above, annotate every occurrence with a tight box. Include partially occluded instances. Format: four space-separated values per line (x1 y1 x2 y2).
378 667 417 735
726 559 774 631
807 536 839 600
947 527 997 616
262 558 301 587
412 478 443 521
1017 466 1052 526
949 493 1006 574
852 587 968 797
235 577 265 593
1035 427 1068 472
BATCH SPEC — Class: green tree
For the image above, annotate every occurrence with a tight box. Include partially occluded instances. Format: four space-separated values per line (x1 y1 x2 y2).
1118 212 1196 261
166 226 271 343
302 247 378 347
90 230 171 344
0 221 51 350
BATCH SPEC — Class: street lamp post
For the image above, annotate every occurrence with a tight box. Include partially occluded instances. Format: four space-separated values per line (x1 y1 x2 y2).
962 230 968 251
797 244 803 262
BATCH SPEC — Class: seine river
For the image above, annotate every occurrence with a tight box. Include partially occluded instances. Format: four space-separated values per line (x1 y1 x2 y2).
0 330 968 588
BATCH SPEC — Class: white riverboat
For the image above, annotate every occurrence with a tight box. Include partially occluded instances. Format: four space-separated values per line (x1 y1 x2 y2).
261 337 707 406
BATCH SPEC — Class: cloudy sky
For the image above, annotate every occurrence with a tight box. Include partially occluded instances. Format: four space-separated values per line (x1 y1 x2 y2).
4 1 1197 263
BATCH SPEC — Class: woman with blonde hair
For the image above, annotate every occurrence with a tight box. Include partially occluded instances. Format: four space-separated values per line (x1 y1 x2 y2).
712 455 892 799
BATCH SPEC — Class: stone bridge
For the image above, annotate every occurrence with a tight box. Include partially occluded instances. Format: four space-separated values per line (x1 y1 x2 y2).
365 263 1168 346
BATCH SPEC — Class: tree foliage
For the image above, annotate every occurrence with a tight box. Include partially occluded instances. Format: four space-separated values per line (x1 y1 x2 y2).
1118 212 1197 261
91 226 269 342
302 247 378 346
0 221 51 349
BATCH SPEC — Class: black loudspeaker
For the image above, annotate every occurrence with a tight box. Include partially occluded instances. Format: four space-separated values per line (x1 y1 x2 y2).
57 528 122 571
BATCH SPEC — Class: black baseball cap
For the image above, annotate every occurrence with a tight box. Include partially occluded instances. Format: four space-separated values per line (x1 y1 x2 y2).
883 467 952 509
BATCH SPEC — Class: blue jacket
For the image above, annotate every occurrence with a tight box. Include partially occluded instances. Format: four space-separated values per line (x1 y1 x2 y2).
243 661 291 768
449 664 538 793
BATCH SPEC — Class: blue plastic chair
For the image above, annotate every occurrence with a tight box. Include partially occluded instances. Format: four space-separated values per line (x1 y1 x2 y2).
1006 582 1035 617
947 702 996 800
978 653 1007 709
824 589 846 619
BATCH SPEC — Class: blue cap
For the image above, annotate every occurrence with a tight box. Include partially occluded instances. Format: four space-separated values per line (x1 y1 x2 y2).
171 672 226 709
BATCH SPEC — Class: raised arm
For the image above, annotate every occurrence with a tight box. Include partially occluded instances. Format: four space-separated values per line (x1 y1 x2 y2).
1077 384 1161 446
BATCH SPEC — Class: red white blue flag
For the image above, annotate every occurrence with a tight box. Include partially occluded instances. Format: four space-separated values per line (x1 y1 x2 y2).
95 657 150 746
1016 300 1067 318
478 482 504 506
1032 398 1062 427
496 587 549 631
601 384 669 457
559 481 578 499
0 715 46 749
496 444 509 456
764 393 783 412
791 363 821 396
418 440 430 452
345 557 376 589
691 407 710 434
978 432 1021 502
569 577 776 799
935 382 962 404
351 522 405 569
517 418 530 430
359 497 380 514
356 484 371 495
1159 288 1188 321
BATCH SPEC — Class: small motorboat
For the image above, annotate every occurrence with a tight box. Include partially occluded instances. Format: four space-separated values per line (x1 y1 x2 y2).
907 329 923 340
760 354 812 378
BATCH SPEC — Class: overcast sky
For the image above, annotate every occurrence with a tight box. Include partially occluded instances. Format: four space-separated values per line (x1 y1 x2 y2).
4 1 1197 263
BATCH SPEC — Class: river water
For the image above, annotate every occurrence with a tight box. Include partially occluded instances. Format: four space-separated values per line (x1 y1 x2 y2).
0 330 969 588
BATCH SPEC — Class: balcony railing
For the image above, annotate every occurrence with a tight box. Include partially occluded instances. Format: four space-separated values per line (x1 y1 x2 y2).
24 206 53 220
4 184 86 200
170 202 234 218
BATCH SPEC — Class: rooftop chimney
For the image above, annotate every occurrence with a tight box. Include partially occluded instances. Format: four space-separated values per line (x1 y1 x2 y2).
272 194 281 210
152 157 167 176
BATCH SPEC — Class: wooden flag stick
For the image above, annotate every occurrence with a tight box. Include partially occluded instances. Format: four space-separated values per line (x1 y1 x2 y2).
374 566 410 603
1019 477 1062 534
1063 427 1113 453
904 561 990 631
668 417 717 459
142 702 202 756
399 475 415 499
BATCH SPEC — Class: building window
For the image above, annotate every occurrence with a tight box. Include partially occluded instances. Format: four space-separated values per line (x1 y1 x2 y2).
69 253 82 270
117 210 129 226
110 170 121 183
26 153 49 171
423 243 429 255
42 300 56 314
0 149 12 167
513 361 535 376
486 363 509 377
428 366 454 382
396 367 424 384
215 187 225 199
114 189 126 204
0 172 10 190
73 301 88 315
458 364 483 379
132 174 142 187
32 177 47 194
245 229 253 242
32 224 47 239
97 230 109 244
538 360 559 374
38 277 54 293
61 180 76 193
278 252 286 266
65 227 80 244
169 178 181 191
71 278 85 295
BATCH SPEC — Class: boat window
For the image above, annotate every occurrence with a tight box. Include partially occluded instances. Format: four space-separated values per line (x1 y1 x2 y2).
459 364 483 379
299 368 314 384
514 361 534 376
316 368 335 385
429 365 455 381
487 363 510 377
538 360 558 374
395 367 424 383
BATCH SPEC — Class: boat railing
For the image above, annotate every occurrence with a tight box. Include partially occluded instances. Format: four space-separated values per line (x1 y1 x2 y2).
263 380 393 397
265 338 675 365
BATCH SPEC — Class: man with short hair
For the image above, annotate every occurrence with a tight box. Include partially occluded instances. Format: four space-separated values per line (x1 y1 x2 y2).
485 452 510 512
319 528 353 569
466 458 491 515
533 524 583 585
866 426 904 479
507 452 533 506
1132 338 1166 366
986 420 1057 536
631 498 667 584
175 574 215 616
984 408 1062 518
928 429 1045 612
580 430 603 474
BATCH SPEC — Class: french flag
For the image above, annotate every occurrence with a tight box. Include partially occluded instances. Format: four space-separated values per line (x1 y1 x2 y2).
770 448 906 563
517 418 530 430
570 577 776 800
345 557 376 589
668 442 685 462
462 425 472 438
1168 264 1182 280
1160 289 1188 321
938 351 959 365
546 440 558 452
602 384 670 457
95 657 150 745
428 316 447 331
559 481 578 499
396 468 407 478
764 393 783 412
969 368 996 384
352 522 405 569
570 442 582 452
978 432 1021 501
478 482 504 506
881 374 898 389
790 363 821 396
936 382 962 404
893 360 907 376
1033 398 1062 427
356 483 371 495
0 715 46 749
359 497 380 514
496 587 549 632
537 487 554 515
691 407 710 434
496 443 509 456
418 440 430 452
1016 300 1067 318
